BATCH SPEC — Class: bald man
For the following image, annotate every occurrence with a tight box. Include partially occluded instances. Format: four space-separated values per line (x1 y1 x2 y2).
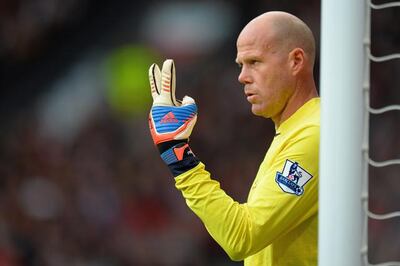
148 11 319 265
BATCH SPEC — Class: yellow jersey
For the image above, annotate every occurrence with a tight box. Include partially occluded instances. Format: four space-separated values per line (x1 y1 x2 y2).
175 98 320 265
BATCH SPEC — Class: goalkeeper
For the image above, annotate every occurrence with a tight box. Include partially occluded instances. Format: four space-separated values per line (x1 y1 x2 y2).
148 11 319 265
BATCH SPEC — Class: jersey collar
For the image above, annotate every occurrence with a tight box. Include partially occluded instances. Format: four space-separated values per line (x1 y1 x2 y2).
275 97 320 136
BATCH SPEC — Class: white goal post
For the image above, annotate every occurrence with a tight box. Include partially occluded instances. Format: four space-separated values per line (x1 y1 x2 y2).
319 0 365 265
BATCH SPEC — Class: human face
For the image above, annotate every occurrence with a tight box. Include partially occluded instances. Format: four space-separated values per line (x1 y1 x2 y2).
236 31 294 121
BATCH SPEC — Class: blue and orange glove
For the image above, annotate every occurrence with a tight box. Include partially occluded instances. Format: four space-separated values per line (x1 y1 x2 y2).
148 59 200 176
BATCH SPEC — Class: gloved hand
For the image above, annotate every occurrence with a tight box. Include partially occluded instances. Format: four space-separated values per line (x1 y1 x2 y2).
148 59 200 175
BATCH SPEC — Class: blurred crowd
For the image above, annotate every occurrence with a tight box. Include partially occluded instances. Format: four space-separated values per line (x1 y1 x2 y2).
0 0 399 265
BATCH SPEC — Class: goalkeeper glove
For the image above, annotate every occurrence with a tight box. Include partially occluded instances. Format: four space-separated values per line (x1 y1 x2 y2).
148 59 200 176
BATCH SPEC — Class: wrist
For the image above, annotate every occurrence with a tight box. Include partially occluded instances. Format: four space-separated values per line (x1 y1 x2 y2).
157 140 188 154
159 142 200 177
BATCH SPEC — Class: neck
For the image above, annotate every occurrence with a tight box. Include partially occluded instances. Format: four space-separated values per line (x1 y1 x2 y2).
272 76 318 127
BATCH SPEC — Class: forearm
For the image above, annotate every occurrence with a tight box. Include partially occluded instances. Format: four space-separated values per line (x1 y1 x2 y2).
175 163 264 261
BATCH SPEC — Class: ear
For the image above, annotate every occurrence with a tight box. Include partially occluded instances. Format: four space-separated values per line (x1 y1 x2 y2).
289 48 305 75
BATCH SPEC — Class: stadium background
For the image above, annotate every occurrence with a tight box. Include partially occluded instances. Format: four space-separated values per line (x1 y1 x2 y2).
0 0 398 265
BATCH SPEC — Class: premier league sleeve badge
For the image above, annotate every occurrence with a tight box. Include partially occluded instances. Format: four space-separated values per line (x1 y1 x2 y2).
275 160 313 196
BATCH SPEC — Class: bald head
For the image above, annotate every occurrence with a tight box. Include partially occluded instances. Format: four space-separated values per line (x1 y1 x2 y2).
236 11 318 124
238 11 316 67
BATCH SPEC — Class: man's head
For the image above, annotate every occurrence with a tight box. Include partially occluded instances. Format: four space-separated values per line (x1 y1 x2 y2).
236 11 316 124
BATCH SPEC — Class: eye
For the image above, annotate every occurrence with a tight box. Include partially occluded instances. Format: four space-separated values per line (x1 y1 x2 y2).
249 59 259 65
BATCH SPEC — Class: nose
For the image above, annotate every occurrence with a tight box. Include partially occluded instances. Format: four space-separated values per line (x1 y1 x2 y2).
238 67 251 84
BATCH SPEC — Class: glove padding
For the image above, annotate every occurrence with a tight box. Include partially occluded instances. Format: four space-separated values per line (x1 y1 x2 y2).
148 59 199 174
148 59 197 145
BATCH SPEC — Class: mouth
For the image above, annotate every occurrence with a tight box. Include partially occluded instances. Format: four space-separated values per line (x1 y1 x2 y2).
245 91 256 102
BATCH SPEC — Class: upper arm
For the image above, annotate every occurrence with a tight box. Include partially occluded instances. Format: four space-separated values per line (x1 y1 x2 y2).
245 125 319 252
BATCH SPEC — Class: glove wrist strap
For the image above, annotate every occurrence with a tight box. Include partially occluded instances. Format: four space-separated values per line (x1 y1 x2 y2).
160 142 200 176
160 142 193 165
